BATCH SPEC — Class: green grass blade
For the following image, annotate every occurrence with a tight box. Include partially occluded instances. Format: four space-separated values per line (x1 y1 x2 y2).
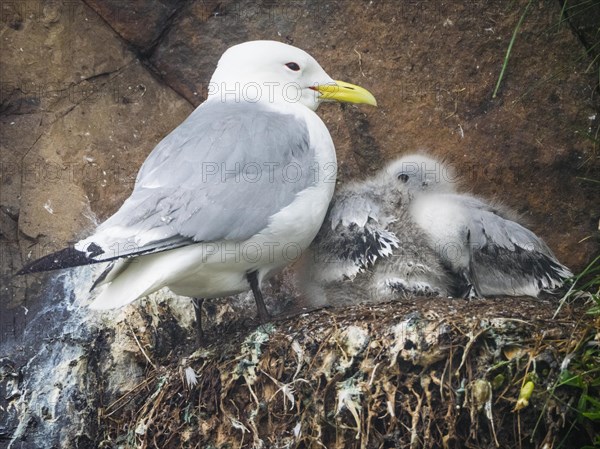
492 0 533 99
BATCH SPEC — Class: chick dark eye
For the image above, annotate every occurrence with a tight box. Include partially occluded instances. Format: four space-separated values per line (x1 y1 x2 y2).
398 174 409 183
285 62 301 71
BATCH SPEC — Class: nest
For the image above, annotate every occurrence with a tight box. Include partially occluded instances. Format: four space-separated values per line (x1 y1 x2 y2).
96 297 598 449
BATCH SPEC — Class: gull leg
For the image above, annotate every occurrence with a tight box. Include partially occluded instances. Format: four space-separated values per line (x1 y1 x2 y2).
466 285 477 299
191 298 205 345
247 271 270 323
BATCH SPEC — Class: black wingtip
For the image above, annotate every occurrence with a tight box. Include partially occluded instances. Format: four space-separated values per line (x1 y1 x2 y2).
16 244 104 275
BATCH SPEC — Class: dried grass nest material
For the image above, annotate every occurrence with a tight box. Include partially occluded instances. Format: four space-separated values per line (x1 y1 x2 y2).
99 297 597 449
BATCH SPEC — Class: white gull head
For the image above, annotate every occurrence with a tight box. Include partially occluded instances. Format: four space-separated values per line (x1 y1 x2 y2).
208 40 377 111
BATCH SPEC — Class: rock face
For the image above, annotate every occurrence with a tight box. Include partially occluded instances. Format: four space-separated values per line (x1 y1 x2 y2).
0 1 599 448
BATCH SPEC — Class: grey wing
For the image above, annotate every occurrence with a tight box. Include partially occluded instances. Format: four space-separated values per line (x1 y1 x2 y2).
312 185 399 278
454 194 572 296
76 101 315 261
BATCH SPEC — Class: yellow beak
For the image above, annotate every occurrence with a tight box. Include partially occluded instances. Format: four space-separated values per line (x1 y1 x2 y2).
311 80 377 106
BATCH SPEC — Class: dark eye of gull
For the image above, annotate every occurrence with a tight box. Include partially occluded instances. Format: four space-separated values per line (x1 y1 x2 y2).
398 174 409 183
285 62 301 71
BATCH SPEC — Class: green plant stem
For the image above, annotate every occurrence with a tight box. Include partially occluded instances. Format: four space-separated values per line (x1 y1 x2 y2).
554 254 600 319
492 1 533 99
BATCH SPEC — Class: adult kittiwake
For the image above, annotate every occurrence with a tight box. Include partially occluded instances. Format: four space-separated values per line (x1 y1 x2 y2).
17 41 377 331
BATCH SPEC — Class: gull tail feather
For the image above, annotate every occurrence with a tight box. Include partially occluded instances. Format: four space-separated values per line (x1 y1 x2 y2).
18 237 192 276
17 246 104 275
